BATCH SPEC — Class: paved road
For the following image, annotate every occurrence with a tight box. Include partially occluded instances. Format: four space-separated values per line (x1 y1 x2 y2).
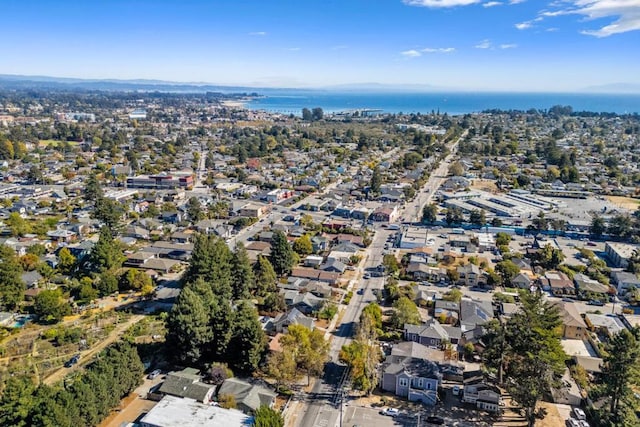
297 137 466 427
402 130 465 223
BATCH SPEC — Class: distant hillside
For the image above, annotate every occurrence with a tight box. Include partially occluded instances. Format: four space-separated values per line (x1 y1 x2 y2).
0 74 261 94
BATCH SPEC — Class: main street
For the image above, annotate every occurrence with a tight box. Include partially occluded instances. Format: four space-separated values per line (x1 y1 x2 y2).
295 134 465 427
402 130 465 223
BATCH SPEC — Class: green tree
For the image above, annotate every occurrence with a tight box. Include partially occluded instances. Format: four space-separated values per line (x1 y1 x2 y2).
231 243 254 300
84 172 104 202
165 284 214 365
534 243 566 270
599 328 640 423
279 324 330 385
266 350 297 392
0 245 25 309
590 214 607 237
34 289 71 323
483 292 566 427
88 227 124 273
421 203 438 224
6 212 31 236
382 254 400 275
57 247 76 274
254 405 284 427
119 268 152 292
254 256 278 298
469 209 486 226
608 214 633 238
370 165 382 194
531 211 548 232
270 230 295 276
228 301 266 373
301 108 312 121
448 161 464 176
292 234 313 256
0 375 36 427
186 196 205 222
184 234 233 299
495 232 511 247
445 207 464 225
96 271 119 296
442 288 463 303
391 296 421 329
93 197 124 229
495 260 520 287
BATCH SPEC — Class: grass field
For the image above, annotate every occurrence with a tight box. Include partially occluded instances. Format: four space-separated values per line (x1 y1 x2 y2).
607 196 640 210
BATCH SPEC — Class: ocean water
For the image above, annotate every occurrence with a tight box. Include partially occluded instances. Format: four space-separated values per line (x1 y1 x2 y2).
245 91 640 115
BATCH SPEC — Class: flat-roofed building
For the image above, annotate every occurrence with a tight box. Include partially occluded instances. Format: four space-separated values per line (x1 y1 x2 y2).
605 242 640 269
139 395 250 427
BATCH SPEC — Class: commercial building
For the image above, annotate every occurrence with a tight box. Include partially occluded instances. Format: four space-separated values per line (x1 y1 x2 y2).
126 173 194 190
605 242 640 269
139 395 251 427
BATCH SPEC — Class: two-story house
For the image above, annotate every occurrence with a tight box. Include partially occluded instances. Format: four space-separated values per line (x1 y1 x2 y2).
404 319 461 348
462 371 502 413
380 355 442 405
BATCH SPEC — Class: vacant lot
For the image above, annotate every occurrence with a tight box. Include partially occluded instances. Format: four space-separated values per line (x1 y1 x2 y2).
607 195 640 210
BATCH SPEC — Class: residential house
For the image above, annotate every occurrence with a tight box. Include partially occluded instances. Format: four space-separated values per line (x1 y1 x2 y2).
216 378 277 414
511 273 531 289
290 267 341 286
434 300 461 324
380 355 442 405
271 308 315 333
282 289 323 314
304 255 324 267
462 371 502 413
320 259 347 274
457 264 481 287
459 299 493 332
158 368 216 404
554 301 588 340
404 319 461 348
584 313 627 337
574 273 610 299
612 271 640 296
541 271 575 296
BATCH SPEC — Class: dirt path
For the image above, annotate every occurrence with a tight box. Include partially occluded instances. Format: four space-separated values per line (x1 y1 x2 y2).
43 314 144 386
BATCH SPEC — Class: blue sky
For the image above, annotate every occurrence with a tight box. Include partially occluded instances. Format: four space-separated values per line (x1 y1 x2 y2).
1 0 639 91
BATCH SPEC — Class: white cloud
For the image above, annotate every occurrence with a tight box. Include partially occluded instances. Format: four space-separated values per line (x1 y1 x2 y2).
422 47 456 53
483 1 502 7
544 0 640 37
402 0 482 8
248 31 267 36
500 43 518 48
515 21 533 29
474 39 492 48
509 0 526 4
401 49 422 57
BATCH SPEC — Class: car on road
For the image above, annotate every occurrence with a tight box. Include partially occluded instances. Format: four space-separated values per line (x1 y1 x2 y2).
148 369 162 379
64 354 80 368
587 300 605 306
357 288 364 295
379 408 400 417
425 415 445 425
573 407 586 420
363 273 370 279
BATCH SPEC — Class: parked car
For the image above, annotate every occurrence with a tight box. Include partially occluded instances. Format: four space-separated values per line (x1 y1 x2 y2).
425 416 445 425
379 408 400 417
452 385 461 396
587 300 605 306
148 369 162 379
363 273 370 279
64 354 80 368
573 407 586 420
357 288 364 295
567 419 581 427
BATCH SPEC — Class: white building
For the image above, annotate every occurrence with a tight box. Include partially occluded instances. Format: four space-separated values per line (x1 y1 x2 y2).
139 395 251 427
